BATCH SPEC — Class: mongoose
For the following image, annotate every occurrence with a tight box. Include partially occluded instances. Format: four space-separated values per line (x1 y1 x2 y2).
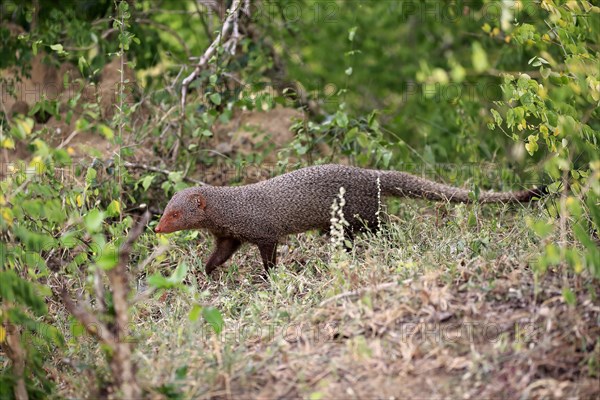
154 164 545 274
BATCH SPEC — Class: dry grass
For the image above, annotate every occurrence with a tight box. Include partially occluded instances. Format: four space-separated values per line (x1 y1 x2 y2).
53 201 599 399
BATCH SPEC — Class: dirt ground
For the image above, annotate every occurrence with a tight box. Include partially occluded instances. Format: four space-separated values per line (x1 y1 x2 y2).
225 264 599 399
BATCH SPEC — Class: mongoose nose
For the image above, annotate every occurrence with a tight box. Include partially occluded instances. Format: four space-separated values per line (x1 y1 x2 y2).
154 226 161 233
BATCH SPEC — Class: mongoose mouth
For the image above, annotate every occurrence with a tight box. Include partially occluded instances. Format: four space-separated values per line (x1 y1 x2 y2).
155 223 177 234
155 225 171 233
154 222 169 233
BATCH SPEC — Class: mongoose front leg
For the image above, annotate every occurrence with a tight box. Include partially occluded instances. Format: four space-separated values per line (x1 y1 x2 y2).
258 241 278 273
205 236 242 275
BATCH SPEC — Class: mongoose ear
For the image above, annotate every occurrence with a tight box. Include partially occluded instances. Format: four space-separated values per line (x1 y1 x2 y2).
195 194 206 209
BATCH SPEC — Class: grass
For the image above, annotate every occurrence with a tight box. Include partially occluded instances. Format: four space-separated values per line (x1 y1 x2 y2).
52 200 599 399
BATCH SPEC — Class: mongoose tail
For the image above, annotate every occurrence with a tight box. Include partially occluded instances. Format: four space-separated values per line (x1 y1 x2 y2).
380 171 547 203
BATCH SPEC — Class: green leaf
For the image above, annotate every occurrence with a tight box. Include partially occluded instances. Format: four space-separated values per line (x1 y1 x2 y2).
147 274 169 288
78 56 87 74
84 209 105 233
35 322 64 346
565 248 583 274
106 200 121 217
544 243 561 265
517 74 531 89
85 167 97 184
76 118 90 131
202 306 224 335
98 124 114 140
171 262 188 283
14 226 55 253
367 111 379 129
335 112 349 128
53 148 72 165
540 66 551 79
11 117 34 139
525 135 539 155
147 263 188 289
527 217 554 238
546 111 558 127
586 192 600 229
96 244 118 270
168 171 183 183
175 365 188 380
357 132 370 148
465 209 477 227
346 127 358 141
189 304 202 322
0 271 48 316
60 231 80 249
561 287 576 306
71 320 86 337
490 109 503 126
471 42 489 73
209 93 222 105
141 175 154 191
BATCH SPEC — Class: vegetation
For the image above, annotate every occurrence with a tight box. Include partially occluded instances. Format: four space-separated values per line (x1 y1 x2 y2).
0 0 598 398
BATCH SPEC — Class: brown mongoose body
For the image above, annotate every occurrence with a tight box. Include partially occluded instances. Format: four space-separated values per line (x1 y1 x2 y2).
155 164 545 274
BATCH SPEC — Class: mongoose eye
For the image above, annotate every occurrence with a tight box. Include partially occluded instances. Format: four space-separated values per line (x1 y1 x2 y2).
171 212 179 218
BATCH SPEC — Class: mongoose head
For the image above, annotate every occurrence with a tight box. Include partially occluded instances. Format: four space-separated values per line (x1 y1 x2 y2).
155 187 207 234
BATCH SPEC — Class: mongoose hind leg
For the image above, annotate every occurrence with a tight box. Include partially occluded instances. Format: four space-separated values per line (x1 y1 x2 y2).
205 236 242 275
257 241 278 274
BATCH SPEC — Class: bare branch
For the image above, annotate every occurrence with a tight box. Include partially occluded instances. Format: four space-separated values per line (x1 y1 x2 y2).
106 211 150 336
193 0 215 42
4 308 28 400
59 213 151 399
180 0 244 116
105 212 150 399
120 211 152 262
59 290 116 347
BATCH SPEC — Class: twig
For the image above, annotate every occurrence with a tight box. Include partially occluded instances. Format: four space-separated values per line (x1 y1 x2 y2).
120 211 151 260
193 0 215 42
107 211 147 398
131 243 169 304
180 0 244 116
123 161 206 185
136 243 170 275
319 282 399 307
59 291 116 347
4 304 28 400
100 213 149 399
59 212 151 399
